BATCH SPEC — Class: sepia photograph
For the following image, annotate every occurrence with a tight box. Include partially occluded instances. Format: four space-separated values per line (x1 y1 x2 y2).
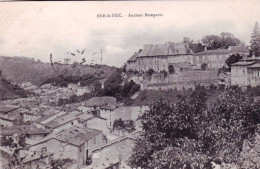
0 0 260 168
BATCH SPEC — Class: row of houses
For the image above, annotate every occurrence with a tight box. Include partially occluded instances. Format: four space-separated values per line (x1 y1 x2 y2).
1 95 149 168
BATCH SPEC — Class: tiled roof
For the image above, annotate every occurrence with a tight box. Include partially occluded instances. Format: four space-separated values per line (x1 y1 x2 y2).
195 46 249 56
247 63 260 68
137 43 193 57
0 106 20 113
35 111 65 124
26 127 51 135
56 127 102 146
230 46 249 53
231 61 256 66
44 111 82 129
85 97 117 107
127 52 138 62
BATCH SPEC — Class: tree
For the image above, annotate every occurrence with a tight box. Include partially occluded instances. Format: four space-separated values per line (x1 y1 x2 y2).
219 32 241 49
129 88 260 168
225 54 243 71
250 22 260 57
103 68 123 96
183 37 205 53
202 33 242 50
202 35 222 50
129 88 209 168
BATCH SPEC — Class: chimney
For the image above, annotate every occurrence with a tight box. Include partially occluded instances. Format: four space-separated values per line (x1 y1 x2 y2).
204 46 207 51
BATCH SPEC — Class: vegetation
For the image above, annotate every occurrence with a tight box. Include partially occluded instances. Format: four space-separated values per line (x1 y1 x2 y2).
250 22 260 57
202 32 243 50
51 158 75 169
183 32 244 53
57 68 140 105
225 53 243 72
129 87 260 168
0 56 116 85
0 69 29 100
113 118 135 132
147 69 155 76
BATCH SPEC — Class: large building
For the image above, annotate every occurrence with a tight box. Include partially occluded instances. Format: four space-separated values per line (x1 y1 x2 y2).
194 46 249 70
126 42 194 73
126 42 249 73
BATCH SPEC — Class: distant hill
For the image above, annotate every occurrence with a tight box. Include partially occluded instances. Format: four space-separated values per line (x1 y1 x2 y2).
0 56 117 85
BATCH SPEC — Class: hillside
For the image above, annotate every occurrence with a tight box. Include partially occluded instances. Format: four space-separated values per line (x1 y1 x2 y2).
0 56 117 85
0 77 30 100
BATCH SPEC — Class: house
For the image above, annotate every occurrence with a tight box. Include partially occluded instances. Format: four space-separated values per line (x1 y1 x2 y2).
194 46 249 70
20 150 54 169
231 59 260 87
38 111 107 133
28 126 107 168
20 111 42 123
84 131 140 169
100 105 149 129
0 116 16 127
33 111 67 128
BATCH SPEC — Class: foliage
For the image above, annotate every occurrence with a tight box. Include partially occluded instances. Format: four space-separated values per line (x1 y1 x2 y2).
129 87 260 168
147 68 155 76
202 33 242 50
51 158 74 169
239 132 260 169
246 85 260 96
250 22 260 57
57 69 140 105
183 37 205 53
103 68 123 96
0 136 14 147
225 54 243 71
113 118 135 132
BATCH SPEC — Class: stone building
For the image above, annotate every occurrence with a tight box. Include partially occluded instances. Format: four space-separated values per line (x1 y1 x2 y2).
126 42 194 73
194 46 249 70
28 126 107 168
126 43 249 73
231 57 260 87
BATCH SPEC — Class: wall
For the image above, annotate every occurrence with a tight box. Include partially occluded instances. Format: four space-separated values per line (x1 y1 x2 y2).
144 70 219 90
231 66 248 86
29 139 79 161
83 117 108 133
90 137 135 169
0 118 14 127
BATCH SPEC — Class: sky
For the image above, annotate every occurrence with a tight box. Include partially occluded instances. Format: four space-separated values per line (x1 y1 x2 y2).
0 0 260 67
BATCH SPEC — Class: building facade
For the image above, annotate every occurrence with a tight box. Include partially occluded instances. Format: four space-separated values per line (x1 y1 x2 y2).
231 58 260 87
126 43 249 73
